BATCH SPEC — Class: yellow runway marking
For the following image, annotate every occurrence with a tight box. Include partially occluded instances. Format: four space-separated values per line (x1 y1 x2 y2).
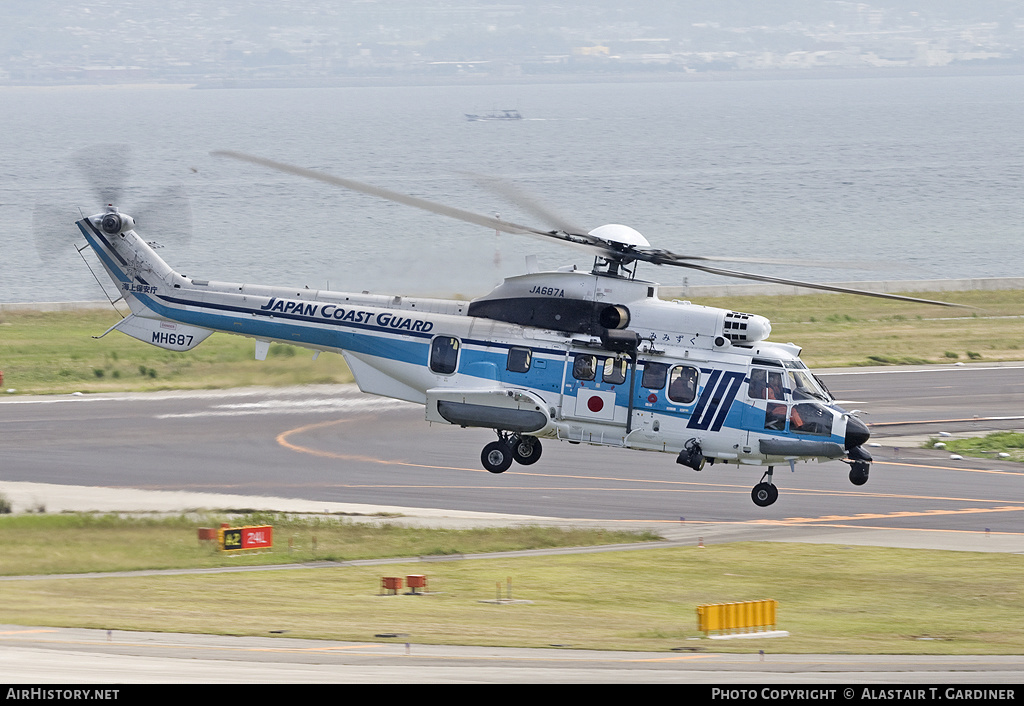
753 522 1024 536
250 644 380 652
877 459 1024 476
779 505 1024 524
271 418 1024 527
627 654 716 662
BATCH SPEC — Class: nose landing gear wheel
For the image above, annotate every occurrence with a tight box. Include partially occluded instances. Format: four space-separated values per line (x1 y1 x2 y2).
481 440 514 474
751 482 779 507
849 462 870 486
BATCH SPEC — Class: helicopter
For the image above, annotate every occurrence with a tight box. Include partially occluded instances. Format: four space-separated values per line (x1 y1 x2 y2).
71 150 962 507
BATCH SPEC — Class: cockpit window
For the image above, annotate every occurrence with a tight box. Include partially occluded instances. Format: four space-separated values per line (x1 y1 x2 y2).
790 403 834 436
748 368 785 400
788 369 831 402
765 403 787 431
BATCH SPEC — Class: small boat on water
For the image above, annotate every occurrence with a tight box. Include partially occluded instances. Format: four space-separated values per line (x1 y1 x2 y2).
465 109 523 122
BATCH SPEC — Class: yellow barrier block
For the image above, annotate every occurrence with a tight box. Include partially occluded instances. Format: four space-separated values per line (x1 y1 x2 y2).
697 599 777 636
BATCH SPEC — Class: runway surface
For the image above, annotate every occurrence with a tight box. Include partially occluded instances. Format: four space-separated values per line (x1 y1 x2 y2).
2 362 1023 683
3 625 1024 684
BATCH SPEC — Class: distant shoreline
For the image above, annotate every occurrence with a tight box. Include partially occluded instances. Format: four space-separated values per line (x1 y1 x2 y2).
3 63 1023 91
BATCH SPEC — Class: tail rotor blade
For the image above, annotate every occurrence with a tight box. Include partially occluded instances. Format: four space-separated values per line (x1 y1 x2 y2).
72 143 133 206
32 203 82 262
38 145 192 261
134 183 193 247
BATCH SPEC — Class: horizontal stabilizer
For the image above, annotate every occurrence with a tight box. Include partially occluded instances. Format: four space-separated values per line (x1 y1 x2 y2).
113 315 214 351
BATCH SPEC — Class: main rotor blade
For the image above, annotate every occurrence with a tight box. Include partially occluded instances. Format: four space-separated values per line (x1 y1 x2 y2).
213 150 562 240
637 248 871 269
213 151 951 305
462 171 589 236
672 261 968 307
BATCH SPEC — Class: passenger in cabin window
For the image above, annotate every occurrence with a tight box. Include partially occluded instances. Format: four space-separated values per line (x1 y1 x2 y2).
573 355 596 381
668 366 697 403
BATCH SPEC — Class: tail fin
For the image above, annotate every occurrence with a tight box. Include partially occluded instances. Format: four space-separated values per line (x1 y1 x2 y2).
78 206 214 351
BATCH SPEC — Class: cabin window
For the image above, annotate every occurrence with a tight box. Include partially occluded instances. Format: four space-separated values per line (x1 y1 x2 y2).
507 347 532 373
602 357 627 385
667 365 699 403
641 362 669 390
572 354 597 381
429 336 460 375
748 368 785 400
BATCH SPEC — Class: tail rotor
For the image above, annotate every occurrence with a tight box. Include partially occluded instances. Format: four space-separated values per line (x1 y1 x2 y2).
32 144 192 261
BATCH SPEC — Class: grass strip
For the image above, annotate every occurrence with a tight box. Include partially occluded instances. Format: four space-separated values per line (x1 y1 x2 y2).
1 541 1021 654
0 309 353 395
0 512 658 576
2 289 1023 394
925 432 1024 464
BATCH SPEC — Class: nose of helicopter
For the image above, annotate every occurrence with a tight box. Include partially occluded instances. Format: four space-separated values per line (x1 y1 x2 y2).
844 415 870 450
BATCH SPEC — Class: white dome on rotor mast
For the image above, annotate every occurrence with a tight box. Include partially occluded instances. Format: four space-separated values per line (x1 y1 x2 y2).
588 224 650 248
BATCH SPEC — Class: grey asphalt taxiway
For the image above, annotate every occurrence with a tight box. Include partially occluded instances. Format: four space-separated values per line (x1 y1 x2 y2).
2 362 1023 531
1 362 1023 682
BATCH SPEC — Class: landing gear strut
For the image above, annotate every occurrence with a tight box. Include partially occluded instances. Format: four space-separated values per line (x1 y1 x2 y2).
846 445 872 486
751 467 779 507
481 432 543 473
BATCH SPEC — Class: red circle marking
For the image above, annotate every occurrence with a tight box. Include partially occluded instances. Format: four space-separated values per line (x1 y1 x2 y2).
647 393 658 404
587 396 605 413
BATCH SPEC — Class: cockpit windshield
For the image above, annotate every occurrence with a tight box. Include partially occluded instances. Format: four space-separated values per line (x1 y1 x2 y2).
787 369 831 402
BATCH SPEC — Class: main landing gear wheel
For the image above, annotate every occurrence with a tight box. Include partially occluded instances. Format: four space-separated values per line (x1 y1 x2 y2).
511 436 543 466
751 482 779 507
481 440 514 474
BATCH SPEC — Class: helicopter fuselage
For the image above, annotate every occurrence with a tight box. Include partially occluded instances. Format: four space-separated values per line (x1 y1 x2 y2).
78 208 871 506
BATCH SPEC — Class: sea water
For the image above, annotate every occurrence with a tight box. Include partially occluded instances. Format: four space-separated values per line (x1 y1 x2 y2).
2 73 1022 303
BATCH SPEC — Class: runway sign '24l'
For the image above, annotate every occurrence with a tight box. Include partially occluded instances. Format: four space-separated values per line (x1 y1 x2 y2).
220 525 273 552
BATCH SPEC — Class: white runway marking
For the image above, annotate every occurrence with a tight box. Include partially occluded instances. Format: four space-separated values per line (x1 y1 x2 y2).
156 397 414 418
